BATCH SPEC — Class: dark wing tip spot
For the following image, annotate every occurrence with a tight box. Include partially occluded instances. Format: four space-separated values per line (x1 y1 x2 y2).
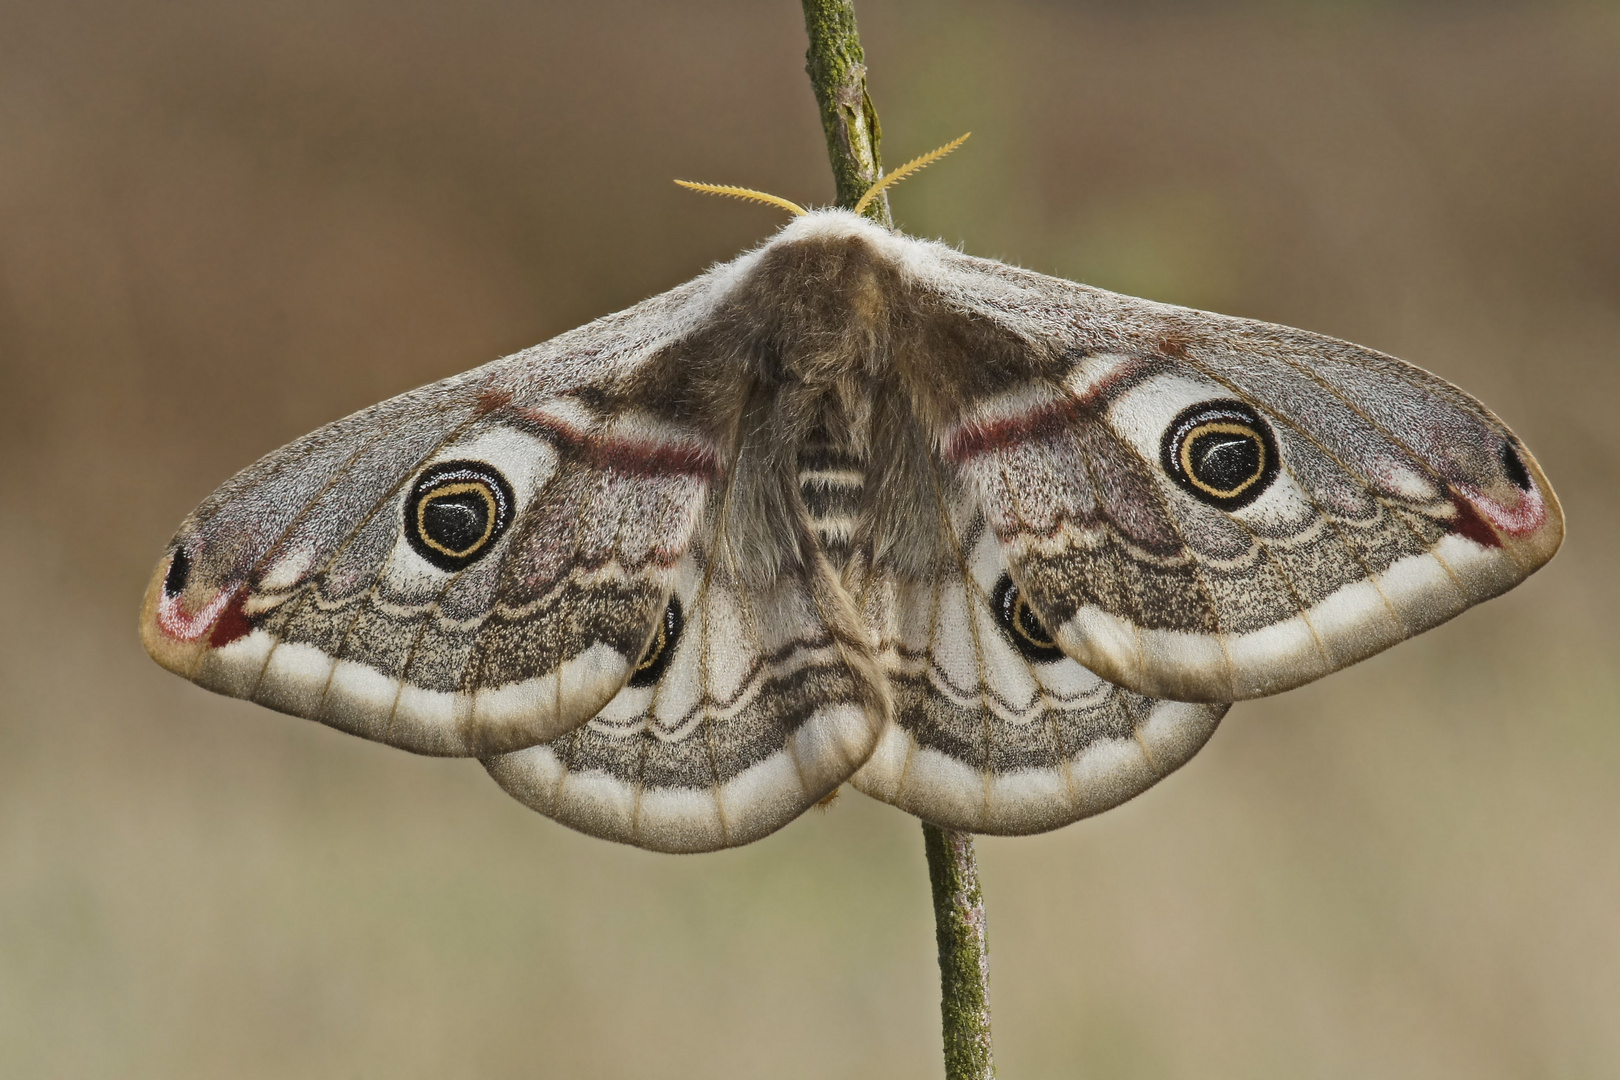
1499 439 1533 491
163 548 192 597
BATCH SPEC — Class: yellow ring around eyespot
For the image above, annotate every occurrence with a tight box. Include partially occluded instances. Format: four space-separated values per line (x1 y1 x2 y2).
636 619 668 673
416 481 499 558
1179 421 1266 499
1012 593 1056 649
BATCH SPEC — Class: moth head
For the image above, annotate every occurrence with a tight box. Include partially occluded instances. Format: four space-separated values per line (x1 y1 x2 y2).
1160 400 1280 511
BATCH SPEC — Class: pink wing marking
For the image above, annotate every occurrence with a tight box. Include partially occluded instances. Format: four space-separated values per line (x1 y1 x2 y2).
514 404 720 480
156 578 247 644
1454 482 1547 542
944 355 1157 463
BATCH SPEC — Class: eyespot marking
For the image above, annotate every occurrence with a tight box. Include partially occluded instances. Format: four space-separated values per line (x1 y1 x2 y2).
629 597 683 688
991 574 1065 663
1161 400 1279 510
404 461 514 571
163 548 192 597
1499 439 1532 492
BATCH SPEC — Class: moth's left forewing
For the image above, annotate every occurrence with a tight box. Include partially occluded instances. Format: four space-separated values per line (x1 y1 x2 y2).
902 245 1562 702
142 276 743 756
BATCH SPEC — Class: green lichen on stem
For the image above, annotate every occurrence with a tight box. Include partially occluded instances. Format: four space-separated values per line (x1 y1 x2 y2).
800 0 891 223
797 6 994 1075
923 823 995 1080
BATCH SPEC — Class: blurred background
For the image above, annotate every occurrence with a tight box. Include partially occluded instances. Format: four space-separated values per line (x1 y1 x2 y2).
2 0 1617 1076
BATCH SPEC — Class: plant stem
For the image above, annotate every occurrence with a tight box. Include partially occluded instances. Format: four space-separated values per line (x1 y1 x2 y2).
922 822 996 1080
800 0 891 225
798 3 995 1077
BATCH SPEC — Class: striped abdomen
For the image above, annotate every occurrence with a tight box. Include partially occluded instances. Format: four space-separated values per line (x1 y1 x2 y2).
797 441 866 570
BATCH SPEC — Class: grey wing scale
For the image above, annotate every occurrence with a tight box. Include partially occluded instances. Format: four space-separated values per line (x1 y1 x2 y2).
919 249 1564 702
850 470 1225 835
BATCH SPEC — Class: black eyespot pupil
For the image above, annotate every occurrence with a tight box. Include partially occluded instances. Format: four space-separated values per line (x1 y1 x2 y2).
1188 431 1261 492
422 492 490 555
629 597 683 688
1499 439 1532 491
1014 598 1054 647
991 574 1065 663
163 548 191 597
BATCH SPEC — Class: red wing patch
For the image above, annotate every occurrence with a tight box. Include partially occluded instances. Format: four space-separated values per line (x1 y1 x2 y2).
157 583 246 644
946 398 1082 463
1447 495 1502 549
515 405 720 480
207 590 255 647
1454 480 1548 541
944 358 1158 463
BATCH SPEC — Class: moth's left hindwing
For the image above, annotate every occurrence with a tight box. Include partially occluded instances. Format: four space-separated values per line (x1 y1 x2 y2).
484 510 887 854
142 285 733 757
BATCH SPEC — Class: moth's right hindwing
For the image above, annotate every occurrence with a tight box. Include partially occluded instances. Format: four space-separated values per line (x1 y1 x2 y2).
141 284 730 757
851 465 1226 835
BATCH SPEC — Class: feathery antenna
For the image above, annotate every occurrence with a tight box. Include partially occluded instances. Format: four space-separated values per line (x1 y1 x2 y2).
852 133 971 216
673 181 808 217
675 132 969 221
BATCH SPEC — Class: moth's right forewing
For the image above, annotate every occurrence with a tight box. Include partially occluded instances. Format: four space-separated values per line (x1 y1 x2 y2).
902 246 1562 703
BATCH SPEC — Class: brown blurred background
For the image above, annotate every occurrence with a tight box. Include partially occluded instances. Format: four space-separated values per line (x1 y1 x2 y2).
3 0 1618 1076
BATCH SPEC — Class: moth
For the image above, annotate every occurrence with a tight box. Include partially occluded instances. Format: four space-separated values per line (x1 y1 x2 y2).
141 169 1562 853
